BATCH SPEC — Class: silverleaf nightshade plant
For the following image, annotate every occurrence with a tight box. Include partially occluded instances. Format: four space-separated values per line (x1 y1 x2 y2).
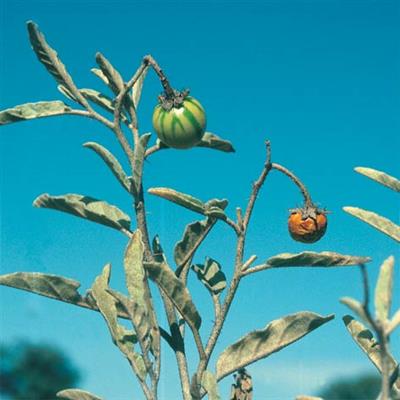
0 21 373 400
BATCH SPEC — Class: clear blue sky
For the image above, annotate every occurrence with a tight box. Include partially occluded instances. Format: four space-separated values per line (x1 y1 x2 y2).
1 0 399 399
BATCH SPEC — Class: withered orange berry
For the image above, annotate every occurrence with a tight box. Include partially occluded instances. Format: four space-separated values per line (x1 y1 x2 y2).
288 205 328 243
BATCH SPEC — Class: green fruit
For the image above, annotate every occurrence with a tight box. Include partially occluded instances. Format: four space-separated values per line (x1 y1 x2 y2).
152 96 206 149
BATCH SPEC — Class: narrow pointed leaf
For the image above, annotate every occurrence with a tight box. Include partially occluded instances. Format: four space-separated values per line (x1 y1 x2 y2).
355 167 400 192
375 256 395 322
265 251 370 268
83 142 131 192
0 101 73 125
95 52 124 95
57 389 102 400
201 370 221 400
132 65 149 108
340 297 370 326
197 132 235 152
58 85 76 101
34 193 131 232
27 22 85 105
148 187 206 214
343 315 399 383
132 133 151 194
192 257 227 295
91 264 147 380
216 312 334 381
144 261 202 330
387 310 400 335
91 68 109 85
343 207 400 242
174 218 216 272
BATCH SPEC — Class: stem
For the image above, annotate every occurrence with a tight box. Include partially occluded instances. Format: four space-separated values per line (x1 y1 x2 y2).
144 54 175 98
359 265 391 400
193 141 273 398
271 162 313 206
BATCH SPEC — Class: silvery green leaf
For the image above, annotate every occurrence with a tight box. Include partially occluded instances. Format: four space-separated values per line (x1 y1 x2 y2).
27 22 85 105
144 261 202 330
91 68 109 85
132 133 151 195
58 85 76 101
0 272 82 304
33 193 131 232
91 264 147 380
0 101 72 125
343 207 400 242
340 297 370 327
132 65 149 108
148 187 206 214
95 52 124 95
174 218 216 272
355 167 400 193
83 142 131 192
201 370 221 400
343 315 399 385
192 257 227 295
197 132 235 153
57 389 102 400
216 312 334 381
375 256 395 322
264 251 370 268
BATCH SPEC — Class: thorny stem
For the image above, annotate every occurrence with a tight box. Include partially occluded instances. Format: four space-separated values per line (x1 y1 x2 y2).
359 265 391 400
271 162 313 206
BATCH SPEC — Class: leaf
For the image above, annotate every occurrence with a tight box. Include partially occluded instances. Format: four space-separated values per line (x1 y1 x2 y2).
83 142 131 192
197 132 235 152
296 396 323 400
57 389 103 400
343 207 400 242
27 22 85 105
91 68 109 85
0 272 82 304
355 167 400 193
0 101 72 125
201 370 221 400
33 193 131 232
340 297 370 327
123 231 152 349
342 315 399 382
79 88 127 122
387 309 400 335
132 133 151 194
192 257 227 295
264 251 370 268
95 52 124 95
144 261 202 330
375 256 395 322
148 187 206 214
215 311 334 381
132 65 149 108
91 264 147 380
174 218 216 272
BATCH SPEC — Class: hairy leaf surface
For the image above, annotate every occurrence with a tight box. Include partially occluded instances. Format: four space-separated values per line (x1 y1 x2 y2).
192 258 227 295
57 389 102 400
216 312 334 381
84 142 131 192
0 101 72 125
375 256 395 322
201 370 221 400
144 261 202 330
34 193 131 232
343 207 400 242
355 167 400 192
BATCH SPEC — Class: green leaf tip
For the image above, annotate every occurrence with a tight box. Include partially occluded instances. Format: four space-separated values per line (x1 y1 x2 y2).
355 167 400 192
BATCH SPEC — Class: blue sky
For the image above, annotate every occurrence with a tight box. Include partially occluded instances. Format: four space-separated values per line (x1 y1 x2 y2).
1 0 399 398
